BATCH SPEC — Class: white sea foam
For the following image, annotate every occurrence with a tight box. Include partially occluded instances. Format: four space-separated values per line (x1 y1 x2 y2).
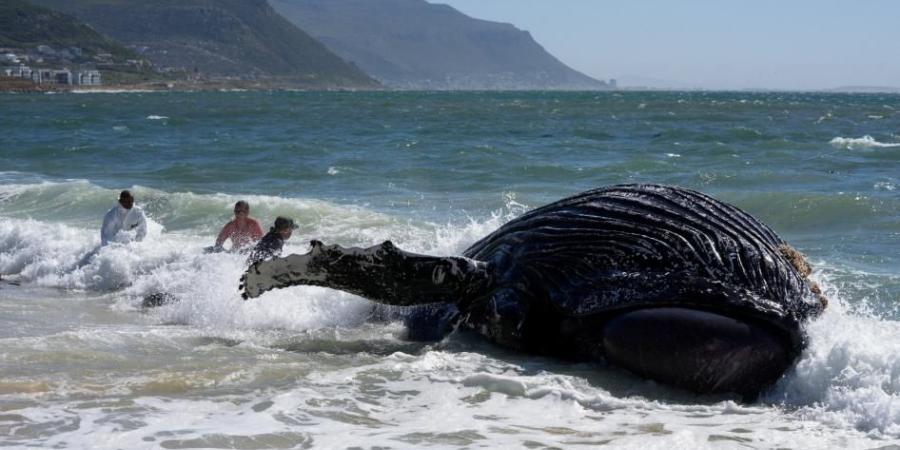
763 269 900 439
0 178 512 306
146 115 169 120
71 88 160 94
786 322 900 434
0 217 169 290
815 112 833 124
829 135 900 149
2 183 899 447
23 336 889 449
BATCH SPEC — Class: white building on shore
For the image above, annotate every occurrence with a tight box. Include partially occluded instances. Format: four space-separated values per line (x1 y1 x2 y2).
3 64 101 85
76 70 101 85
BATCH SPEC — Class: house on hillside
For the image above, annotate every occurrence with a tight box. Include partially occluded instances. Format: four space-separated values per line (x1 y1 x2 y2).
39 68 71 84
4 65 102 86
76 70 101 85
4 64 34 80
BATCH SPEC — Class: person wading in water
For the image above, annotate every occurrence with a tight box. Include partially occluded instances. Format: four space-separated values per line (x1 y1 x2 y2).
246 216 298 265
211 200 263 253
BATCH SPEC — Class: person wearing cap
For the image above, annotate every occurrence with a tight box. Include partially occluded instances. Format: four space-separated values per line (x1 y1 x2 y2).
247 216 298 265
211 200 263 252
101 190 148 246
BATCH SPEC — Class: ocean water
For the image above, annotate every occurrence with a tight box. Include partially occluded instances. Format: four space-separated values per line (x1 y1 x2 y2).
1 90 899 449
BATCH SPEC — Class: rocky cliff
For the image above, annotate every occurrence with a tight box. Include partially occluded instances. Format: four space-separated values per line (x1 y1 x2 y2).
269 0 608 90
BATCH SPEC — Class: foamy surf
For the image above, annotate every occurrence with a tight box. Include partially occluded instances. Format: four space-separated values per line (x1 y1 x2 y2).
0 178 512 300
768 271 900 437
3 90 900 448
829 135 900 149
3 187 899 446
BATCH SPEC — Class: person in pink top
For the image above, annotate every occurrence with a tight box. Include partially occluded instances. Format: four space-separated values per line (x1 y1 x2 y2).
211 200 263 253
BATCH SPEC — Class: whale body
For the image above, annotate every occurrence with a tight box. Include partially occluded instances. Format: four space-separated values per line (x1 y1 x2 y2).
241 184 826 397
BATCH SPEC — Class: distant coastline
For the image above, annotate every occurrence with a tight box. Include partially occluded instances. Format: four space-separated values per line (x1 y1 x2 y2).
5 76 900 94
0 77 386 93
827 85 900 94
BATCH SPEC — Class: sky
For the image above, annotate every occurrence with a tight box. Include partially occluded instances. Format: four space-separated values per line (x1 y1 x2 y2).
435 0 900 90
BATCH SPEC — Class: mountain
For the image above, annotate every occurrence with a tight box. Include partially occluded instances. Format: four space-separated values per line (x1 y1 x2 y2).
269 0 609 90
0 0 134 62
29 0 379 88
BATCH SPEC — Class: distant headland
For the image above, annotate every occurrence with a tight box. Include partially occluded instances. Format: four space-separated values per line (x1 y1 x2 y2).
2 0 616 93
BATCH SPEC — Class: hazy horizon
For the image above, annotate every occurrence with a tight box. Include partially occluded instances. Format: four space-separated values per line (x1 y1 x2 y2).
435 0 900 91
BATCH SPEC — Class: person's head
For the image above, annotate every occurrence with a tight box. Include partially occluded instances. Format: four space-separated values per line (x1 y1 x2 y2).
272 216 298 239
233 200 250 218
118 190 134 210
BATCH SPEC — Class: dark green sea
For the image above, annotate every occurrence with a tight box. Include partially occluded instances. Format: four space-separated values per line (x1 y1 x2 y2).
1 91 898 448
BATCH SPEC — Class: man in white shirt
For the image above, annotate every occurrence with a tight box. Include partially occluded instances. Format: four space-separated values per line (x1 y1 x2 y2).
101 190 148 246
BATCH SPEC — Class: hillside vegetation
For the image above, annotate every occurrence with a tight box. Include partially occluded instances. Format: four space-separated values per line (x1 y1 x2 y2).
0 0 135 61
30 0 379 88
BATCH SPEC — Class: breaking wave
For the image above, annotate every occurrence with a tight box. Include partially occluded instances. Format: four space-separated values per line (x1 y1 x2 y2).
1 177 898 440
829 135 900 149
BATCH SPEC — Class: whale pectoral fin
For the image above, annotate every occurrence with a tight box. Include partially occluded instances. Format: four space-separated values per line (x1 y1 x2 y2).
601 307 793 398
241 253 316 300
240 241 493 305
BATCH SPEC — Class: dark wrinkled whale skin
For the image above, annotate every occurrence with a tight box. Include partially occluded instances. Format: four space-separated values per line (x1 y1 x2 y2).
241 184 825 398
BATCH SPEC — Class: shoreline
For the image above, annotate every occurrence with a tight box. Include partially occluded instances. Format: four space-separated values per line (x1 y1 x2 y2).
0 77 385 94
3 78 900 95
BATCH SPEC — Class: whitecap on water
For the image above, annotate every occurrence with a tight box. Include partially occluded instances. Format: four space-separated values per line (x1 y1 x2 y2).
829 135 900 150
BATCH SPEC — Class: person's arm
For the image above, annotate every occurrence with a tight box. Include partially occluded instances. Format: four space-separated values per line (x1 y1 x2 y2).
100 208 117 246
215 221 234 247
246 239 266 266
246 234 277 265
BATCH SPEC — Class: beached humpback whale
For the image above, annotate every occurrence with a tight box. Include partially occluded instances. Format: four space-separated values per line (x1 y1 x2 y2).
240 184 827 397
